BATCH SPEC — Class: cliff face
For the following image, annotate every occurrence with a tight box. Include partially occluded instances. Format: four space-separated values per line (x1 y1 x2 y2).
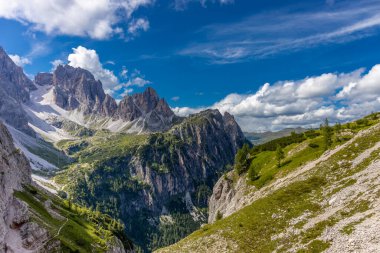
0 121 32 251
0 47 36 103
0 47 35 135
128 110 245 214
62 109 247 250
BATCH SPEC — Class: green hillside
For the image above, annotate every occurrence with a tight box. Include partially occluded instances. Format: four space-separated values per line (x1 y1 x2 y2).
157 113 380 252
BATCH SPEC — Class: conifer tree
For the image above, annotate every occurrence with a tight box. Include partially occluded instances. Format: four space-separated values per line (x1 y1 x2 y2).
275 144 284 168
322 118 332 150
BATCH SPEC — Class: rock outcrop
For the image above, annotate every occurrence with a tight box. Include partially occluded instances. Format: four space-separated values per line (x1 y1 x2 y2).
0 121 33 251
0 47 35 135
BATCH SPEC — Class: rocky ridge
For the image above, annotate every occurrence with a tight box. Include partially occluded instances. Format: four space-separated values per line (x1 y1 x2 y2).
35 65 176 133
0 47 35 135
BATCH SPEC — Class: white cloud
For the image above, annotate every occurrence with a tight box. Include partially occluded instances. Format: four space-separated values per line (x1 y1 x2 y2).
337 64 380 102
172 106 205 116
128 18 150 35
50 59 64 71
68 46 118 91
171 96 180 101
0 0 153 39
173 0 234 10
9 54 31 67
127 77 151 87
180 0 380 63
65 46 151 97
174 65 380 131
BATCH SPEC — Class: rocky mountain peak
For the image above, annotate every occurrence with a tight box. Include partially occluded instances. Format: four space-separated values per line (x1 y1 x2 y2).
116 87 175 131
49 64 115 116
132 86 160 112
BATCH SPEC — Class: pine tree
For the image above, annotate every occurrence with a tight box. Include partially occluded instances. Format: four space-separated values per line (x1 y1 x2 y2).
275 144 284 168
322 118 332 150
234 143 251 174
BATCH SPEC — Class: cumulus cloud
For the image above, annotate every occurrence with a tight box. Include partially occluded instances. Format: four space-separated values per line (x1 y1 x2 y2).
9 54 31 67
0 0 153 39
63 46 150 96
172 106 205 116
174 65 380 131
68 46 118 91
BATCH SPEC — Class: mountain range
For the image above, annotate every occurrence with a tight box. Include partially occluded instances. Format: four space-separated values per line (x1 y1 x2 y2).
0 46 246 252
1 43 379 253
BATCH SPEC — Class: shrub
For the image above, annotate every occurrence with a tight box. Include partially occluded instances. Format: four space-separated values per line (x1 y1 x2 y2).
308 143 319 148
57 190 68 199
216 211 223 221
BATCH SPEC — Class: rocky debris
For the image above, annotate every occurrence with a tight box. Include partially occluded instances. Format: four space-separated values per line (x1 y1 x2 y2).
34 73 53 86
20 222 49 249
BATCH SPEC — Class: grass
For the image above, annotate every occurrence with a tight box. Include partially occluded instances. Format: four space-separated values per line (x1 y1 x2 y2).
14 185 125 253
248 136 325 189
157 113 380 252
57 132 148 164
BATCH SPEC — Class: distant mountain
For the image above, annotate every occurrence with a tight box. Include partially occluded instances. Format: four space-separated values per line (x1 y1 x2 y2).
245 127 307 145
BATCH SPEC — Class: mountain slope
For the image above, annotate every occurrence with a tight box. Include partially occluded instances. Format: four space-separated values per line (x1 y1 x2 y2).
157 113 380 253
54 109 246 251
0 121 132 252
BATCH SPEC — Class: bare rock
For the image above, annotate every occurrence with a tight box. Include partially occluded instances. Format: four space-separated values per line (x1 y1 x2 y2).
20 222 49 249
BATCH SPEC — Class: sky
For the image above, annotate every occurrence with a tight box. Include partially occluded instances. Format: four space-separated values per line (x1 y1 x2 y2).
1 0 380 131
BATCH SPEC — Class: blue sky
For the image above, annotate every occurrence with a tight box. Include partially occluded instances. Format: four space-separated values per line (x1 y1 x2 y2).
1 0 380 131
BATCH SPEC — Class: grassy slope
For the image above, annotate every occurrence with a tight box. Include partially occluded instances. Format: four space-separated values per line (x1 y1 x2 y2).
14 185 131 253
156 114 380 253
